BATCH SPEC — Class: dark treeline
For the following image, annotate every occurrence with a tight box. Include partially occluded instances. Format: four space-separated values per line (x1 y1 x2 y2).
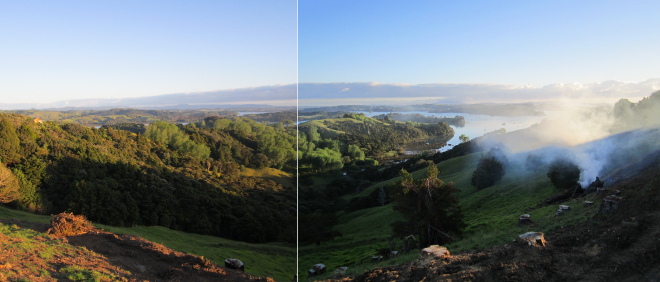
300 103 545 117
7 108 239 126
241 111 296 124
372 113 466 127
0 113 296 244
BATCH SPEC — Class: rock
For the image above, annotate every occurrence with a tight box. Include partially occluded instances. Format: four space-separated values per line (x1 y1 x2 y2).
371 255 383 262
308 264 326 277
584 201 594 207
615 190 621 196
224 259 244 271
597 188 606 195
555 209 563 216
516 232 546 247
335 267 348 274
390 251 398 258
421 245 450 259
518 214 532 225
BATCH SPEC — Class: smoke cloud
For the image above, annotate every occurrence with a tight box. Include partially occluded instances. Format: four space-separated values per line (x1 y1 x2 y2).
482 92 660 188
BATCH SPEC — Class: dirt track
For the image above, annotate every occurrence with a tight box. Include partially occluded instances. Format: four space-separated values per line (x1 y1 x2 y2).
331 165 660 282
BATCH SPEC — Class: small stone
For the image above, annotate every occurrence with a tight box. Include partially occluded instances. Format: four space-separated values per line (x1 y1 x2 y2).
584 201 593 207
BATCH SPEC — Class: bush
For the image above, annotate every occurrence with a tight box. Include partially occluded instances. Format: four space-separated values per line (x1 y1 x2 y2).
471 157 505 190
47 212 94 237
547 158 581 190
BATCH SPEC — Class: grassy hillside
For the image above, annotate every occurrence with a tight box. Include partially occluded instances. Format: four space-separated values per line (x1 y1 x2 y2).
303 152 600 280
0 205 295 282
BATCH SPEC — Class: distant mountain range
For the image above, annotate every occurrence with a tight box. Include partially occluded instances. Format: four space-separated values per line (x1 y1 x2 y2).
299 78 660 106
0 84 296 110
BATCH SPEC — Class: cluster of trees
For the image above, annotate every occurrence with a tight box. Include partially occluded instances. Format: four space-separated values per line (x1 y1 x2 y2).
300 113 454 161
0 113 296 243
146 121 211 160
391 163 466 247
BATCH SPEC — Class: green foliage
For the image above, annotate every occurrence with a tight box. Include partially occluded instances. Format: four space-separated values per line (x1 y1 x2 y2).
304 148 343 171
302 117 453 161
347 144 365 161
391 163 466 247
0 165 20 203
307 125 322 143
471 157 505 190
459 134 470 143
59 265 113 281
146 121 210 160
0 118 21 164
0 112 296 245
547 158 581 189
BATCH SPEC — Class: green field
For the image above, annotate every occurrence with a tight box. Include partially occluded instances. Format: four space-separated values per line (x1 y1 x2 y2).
303 152 600 280
0 205 296 282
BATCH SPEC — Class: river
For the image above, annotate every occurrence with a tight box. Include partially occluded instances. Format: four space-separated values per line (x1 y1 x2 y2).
351 111 550 154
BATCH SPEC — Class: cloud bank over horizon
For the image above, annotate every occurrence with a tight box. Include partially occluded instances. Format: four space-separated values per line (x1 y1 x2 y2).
0 84 297 110
299 78 660 106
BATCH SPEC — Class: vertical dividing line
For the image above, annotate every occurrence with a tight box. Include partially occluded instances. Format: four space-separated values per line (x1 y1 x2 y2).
296 0 299 278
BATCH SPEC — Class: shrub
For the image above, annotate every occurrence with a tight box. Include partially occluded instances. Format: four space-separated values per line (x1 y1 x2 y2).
547 158 581 190
471 157 505 190
47 212 94 237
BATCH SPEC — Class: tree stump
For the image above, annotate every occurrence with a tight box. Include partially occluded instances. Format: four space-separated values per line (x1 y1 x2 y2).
308 264 326 278
615 190 621 196
518 214 532 225
390 251 399 258
371 255 383 262
224 259 244 271
559 205 570 211
421 245 450 259
335 267 348 274
597 188 606 195
584 201 594 207
516 232 546 247
598 196 622 213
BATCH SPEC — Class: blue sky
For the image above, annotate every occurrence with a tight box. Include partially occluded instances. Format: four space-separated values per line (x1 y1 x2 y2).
0 1 297 104
299 0 660 87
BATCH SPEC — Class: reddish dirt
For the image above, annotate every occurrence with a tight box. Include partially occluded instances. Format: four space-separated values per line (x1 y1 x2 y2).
327 164 660 282
0 219 274 282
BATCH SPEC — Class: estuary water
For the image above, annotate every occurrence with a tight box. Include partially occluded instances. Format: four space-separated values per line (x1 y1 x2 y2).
352 111 549 153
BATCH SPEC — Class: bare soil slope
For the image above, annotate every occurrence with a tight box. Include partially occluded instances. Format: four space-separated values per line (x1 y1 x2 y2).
330 164 660 282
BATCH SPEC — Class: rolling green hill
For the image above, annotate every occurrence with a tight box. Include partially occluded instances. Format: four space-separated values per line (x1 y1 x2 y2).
301 152 601 280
